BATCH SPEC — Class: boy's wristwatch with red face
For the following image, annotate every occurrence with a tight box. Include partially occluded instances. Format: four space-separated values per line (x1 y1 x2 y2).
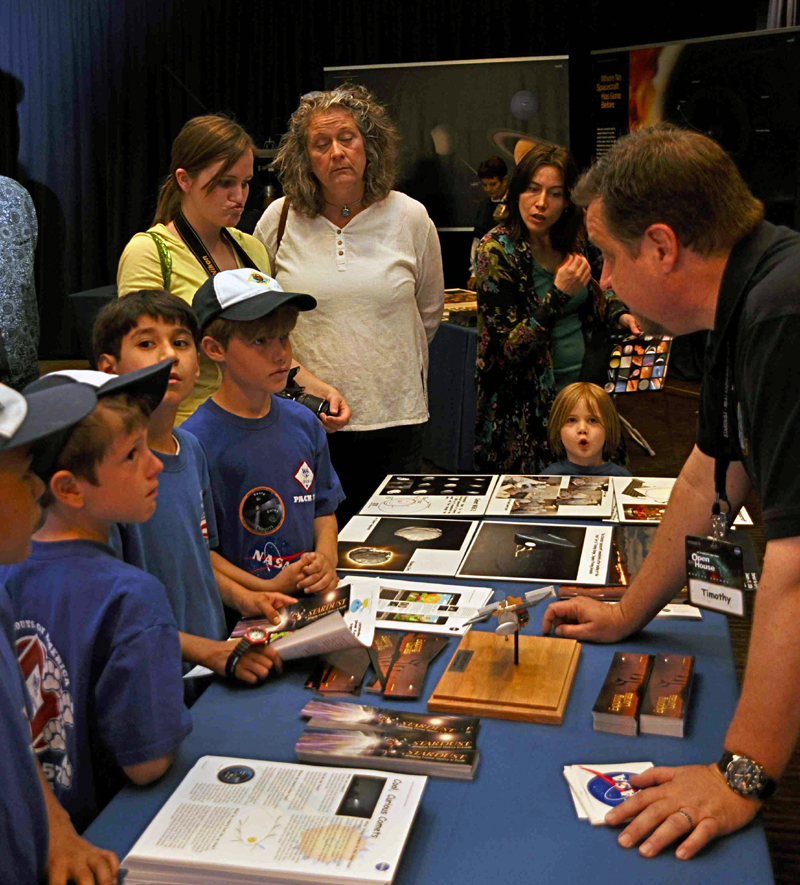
717 751 777 800
225 626 269 681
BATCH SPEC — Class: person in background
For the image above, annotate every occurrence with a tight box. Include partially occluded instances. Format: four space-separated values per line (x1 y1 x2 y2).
466 155 508 290
474 140 638 474
0 175 40 390
117 115 343 425
254 85 444 524
541 381 630 476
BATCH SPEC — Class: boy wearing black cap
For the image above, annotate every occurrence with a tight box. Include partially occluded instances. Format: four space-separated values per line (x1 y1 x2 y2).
0 380 122 883
0 362 192 835
183 269 344 597
93 288 293 683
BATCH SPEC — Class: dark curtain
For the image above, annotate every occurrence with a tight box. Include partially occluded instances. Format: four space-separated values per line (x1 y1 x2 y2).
0 0 757 357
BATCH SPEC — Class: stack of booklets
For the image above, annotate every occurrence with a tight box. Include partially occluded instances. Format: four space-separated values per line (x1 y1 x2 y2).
297 700 481 780
639 654 696 737
592 652 695 737
121 755 426 885
563 762 654 825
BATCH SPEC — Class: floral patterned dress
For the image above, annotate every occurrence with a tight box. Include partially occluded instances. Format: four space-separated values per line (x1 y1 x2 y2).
473 225 627 473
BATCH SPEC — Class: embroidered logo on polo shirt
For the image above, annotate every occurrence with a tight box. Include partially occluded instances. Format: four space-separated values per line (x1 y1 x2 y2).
294 461 314 491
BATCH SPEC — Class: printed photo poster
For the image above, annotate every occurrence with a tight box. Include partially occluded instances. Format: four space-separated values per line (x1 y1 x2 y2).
325 57 569 228
457 521 613 584
360 474 499 518
338 516 479 577
612 477 753 525
486 474 614 519
342 576 493 636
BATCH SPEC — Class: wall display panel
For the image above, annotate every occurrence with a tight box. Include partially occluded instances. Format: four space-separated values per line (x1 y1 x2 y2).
591 28 800 227
325 57 570 229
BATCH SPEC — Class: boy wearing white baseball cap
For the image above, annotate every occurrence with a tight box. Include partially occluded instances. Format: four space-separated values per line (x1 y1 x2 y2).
184 269 344 601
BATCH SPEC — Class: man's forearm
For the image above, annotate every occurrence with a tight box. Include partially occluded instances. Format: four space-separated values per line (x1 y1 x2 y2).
619 447 750 631
724 536 800 778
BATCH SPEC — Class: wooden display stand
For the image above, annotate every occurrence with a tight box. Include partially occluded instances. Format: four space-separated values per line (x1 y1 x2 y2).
428 631 581 725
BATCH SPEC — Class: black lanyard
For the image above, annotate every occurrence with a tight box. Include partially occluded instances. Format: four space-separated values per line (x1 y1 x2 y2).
174 211 259 277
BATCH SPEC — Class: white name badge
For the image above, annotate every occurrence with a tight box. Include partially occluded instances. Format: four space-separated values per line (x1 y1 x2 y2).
685 535 746 618
687 579 744 616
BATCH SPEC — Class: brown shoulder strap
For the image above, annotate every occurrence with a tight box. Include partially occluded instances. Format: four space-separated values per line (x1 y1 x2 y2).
276 198 290 254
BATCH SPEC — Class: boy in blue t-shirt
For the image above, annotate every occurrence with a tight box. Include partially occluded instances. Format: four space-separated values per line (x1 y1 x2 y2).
93 289 294 683
0 380 122 883
1 362 193 834
182 270 344 592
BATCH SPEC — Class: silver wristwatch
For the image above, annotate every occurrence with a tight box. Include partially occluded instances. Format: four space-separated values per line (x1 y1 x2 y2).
717 751 777 800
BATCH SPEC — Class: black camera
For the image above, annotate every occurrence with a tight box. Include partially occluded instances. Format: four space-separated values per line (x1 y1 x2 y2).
276 367 331 418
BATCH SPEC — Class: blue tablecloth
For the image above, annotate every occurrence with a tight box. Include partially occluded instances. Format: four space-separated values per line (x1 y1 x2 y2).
84 575 773 884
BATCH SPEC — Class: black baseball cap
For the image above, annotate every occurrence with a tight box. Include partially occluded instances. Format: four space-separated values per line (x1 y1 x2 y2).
24 359 174 415
192 269 316 333
0 383 97 457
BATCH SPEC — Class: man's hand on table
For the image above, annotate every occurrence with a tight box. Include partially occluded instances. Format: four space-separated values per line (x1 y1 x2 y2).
541 595 631 643
606 763 762 860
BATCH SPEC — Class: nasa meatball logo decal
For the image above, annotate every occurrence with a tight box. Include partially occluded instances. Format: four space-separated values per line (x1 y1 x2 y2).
294 460 314 491
585 770 639 807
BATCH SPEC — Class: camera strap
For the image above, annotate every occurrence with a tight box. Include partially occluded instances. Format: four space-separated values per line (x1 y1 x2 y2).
174 211 259 278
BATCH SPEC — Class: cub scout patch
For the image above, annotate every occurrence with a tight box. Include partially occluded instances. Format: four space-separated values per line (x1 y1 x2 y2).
294 460 314 491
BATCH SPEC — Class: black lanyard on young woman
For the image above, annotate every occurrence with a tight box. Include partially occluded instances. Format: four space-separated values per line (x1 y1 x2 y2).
174 211 259 277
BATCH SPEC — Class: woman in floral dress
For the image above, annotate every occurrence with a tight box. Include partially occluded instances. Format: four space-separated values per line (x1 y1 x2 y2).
474 141 637 473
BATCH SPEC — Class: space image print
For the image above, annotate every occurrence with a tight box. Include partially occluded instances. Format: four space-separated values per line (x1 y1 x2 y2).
15 625 74 789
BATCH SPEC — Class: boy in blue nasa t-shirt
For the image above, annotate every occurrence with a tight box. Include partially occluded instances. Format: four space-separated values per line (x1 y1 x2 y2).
0 379 121 882
183 270 344 592
2 362 192 834
93 289 293 683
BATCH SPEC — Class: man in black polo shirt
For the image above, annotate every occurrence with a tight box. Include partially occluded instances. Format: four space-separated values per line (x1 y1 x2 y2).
543 124 800 860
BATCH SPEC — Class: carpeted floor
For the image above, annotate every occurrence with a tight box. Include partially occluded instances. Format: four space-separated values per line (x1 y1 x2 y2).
423 377 799 882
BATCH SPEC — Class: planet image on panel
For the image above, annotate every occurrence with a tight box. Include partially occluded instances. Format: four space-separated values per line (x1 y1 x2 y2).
510 89 539 120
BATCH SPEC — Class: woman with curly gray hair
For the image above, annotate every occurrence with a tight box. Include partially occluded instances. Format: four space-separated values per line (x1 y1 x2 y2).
255 85 444 522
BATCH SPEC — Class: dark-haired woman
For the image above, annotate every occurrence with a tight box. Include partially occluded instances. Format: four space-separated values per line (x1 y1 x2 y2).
474 141 638 474
117 115 273 421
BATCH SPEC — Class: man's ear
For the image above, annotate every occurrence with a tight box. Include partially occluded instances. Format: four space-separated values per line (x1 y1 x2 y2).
96 353 119 374
48 471 85 510
201 335 226 364
643 223 679 273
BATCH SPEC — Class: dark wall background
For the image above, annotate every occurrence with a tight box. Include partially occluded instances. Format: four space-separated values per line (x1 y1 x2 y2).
1 0 760 357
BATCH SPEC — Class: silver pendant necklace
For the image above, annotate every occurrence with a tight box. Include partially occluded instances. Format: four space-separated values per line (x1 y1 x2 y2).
326 196 364 218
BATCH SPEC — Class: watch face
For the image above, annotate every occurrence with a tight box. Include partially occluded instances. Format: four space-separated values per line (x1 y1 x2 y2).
244 626 268 644
727 757 762 795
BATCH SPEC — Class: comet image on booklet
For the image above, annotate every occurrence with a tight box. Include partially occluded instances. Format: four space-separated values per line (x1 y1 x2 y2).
338 516 479 576
457 521 613 584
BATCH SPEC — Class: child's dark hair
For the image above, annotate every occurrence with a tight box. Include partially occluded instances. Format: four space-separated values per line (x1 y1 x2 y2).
92 289 201 364
41 392 151 507
203 304 299 350
548 382 621 459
